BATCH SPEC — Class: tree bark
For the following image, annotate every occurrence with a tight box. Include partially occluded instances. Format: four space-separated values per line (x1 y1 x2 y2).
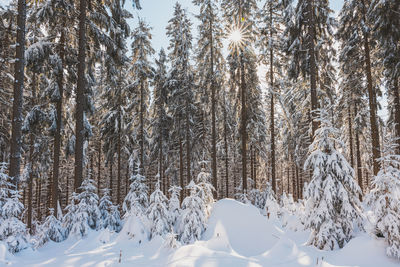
307 0 319 137
179 137 184 202
52 29 65 214
269 4 276 194
240 53 247 194
9 0 27 185
392 79 400 153
74 0 87 191
97 140 101 196
354 103 364 200
209 5 218 198
347 104 354 168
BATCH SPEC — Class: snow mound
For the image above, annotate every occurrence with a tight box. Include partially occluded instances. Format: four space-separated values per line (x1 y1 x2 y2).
203 198 282 256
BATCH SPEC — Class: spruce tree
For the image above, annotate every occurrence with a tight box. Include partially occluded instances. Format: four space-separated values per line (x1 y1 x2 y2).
147 181 170 239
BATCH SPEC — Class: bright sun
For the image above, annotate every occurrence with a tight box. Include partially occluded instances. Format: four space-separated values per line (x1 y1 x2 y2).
228 28 243 43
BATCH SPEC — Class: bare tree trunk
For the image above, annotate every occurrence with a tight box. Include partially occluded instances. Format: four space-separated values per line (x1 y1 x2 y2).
347 104 354 168
392 79 400 153
240 53 247 194
52 30 65 214
97 140 101 195
307 0 319 137
354 103 364 200
109 161 113 201
209 7 218 198
179 137 184 202
185 96 191 194
269 3 277 194
223 103 229 198
74 0 87 191
117 130 121 205
9 0 27 185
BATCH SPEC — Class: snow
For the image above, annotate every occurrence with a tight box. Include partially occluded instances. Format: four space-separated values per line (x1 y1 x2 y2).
7 199 400 267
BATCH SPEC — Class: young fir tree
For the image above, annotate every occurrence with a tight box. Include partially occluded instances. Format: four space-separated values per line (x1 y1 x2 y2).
304 109 363 250
99 188 122 232
367 139 400 259
168 185 182 230
35 208 65 247
0 163 28 253
195 164 215 216
263 182 279 219
178 181 206 244
123 162 149 217
147 181 170 239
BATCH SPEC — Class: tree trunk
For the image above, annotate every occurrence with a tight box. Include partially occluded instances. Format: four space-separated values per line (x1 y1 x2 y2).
354 103 364 200
74 0 87 191
97 139 101 195
392 79 400 153
179 137 184 202
52 29 65 214
209 6 218 198
240 53 247 194
347 104 354 168
185 96 191 194
117 124 121 205
140 82 145 173
269 2 277 195
307 0 319 137
223 99 229 198
109 161 113 201
9 0 26 185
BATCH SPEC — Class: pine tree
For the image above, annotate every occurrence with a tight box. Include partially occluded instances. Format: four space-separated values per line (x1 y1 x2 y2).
168 185 182 230
150 48 171 195
99 188 122 232
0 164 28 253
178 181 206 244
35 208 65 247
123 162 148 217
147 181 170 238
195 164 215 216
304 109 363 250
131 19 154 175
166 3 195 198
367 139 400 259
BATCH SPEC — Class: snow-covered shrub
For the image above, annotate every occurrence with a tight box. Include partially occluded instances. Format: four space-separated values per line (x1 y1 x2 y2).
147 181 170 238
35 208 65 247
164 232 180 249
0 163 28 253
63 193 77 235
99 189 122 232
168 185 181 230
178 181 206 244
280 193 297 227
249 188 264 210
304 110 363 250
367 150 400 259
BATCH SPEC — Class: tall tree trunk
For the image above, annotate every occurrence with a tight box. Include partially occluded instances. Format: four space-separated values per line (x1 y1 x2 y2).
185 95 191 194
240 53 247 194
223 101 229 198
250 145 254 186
347 104 354 168
209 7 218 198
159 133 164 194
392 79 400 153
140 82 145 173
354 103 364 200
9 0 26 185
179 137 184 202
361 1 381 176
52 30 65 214
117 120 121 205
307 0 319 137
74 0 87 191
37 179 41 222
109 161 113 200
97 139 101 195
269 2 277 194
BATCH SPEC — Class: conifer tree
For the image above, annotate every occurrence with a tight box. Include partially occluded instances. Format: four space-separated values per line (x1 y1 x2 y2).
168 185 182 230
147 181 170 238
304 109 363 250
178 181 206 244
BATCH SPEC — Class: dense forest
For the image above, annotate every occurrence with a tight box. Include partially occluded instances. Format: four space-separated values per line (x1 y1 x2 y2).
0 0 399 261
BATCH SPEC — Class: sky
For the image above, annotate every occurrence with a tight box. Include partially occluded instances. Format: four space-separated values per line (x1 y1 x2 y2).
128 0 345 55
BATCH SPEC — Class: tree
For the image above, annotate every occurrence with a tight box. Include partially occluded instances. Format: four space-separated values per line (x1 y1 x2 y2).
178 180 206 244
9 0 27 186
35 208 65 247
147 181 170 238
123 162 148 217
304 109 363 250
195 164 214 216
168 185 181 230
166 3 195 198
99 188 122 232
367 139 400 259
0 163 28 253
193 0 225 197
150 48 170 195
131 19 154 174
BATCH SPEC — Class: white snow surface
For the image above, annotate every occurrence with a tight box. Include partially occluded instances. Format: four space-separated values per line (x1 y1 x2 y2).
6 199 400 267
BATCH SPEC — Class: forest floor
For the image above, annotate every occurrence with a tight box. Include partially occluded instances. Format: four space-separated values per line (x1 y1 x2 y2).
3 199 399 267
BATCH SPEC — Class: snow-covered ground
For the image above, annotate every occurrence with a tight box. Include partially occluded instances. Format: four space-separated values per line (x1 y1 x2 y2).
3 199 399 267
